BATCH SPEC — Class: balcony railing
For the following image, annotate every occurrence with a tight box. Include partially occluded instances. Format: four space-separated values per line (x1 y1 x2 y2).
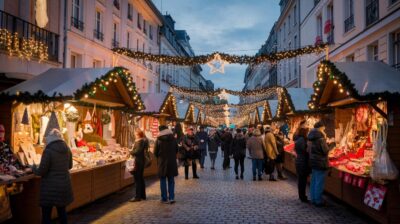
366 0 379 26
344 15 354 33
112 39 119 48
71 17 84 31
393 63 400 71
0 9 59 62
93 29 104 41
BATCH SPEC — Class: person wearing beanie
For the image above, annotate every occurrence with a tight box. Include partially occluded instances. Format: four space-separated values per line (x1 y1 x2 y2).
33 128 73 224
154 125 178 204
246 129 265 181
308 121 330 207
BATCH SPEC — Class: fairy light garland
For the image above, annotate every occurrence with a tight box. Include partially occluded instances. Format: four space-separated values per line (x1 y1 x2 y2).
113 44 327 66
0 29 49 62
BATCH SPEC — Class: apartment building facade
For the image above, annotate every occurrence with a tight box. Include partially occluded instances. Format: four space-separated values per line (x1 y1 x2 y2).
301 0 400 87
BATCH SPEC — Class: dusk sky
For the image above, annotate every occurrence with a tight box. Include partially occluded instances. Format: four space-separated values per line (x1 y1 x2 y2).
154 0 280 94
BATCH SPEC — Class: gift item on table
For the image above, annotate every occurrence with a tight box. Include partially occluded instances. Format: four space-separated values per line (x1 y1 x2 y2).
0 185 12 222
0 142 28 177
364 183 387 210
83 111 94 134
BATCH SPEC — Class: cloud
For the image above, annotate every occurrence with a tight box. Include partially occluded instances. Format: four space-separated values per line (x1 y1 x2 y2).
154 0 280 94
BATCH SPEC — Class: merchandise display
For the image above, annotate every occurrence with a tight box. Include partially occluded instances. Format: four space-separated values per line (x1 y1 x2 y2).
328 104 385 176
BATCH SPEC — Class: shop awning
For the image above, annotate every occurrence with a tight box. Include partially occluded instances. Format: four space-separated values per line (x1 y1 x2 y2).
1 67 144 110
176 100 190 120
269 100 278 118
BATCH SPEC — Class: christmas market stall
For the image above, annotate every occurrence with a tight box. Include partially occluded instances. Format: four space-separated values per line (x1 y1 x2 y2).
0 67 144 223
308 61 400 223
196 110 206 127
276 88 334 174
176 100 198 130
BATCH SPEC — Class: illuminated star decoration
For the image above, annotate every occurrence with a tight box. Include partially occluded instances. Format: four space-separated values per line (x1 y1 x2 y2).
207 53 227 74
218 89 228 101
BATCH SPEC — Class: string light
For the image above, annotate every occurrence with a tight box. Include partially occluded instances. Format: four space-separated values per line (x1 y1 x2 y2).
113 44 327 66
0 29 49 62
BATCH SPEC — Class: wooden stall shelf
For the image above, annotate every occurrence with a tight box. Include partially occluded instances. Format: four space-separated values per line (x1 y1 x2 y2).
67 170 93 211
92 162 121 200
283 151 297 175
324 168 342 199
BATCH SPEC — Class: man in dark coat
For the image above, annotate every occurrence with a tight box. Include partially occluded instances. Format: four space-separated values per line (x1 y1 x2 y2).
154 125 179 204
232 129 246 179
33 129 73 224
221 128 233 170
182 127 200 179
308 121 330 207
195 126 208 169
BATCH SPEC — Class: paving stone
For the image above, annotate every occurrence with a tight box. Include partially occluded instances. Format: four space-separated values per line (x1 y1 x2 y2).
68 156 369 224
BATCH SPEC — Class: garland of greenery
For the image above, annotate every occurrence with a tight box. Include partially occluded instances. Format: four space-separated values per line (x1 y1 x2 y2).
101 112 111 125
113 44 327 66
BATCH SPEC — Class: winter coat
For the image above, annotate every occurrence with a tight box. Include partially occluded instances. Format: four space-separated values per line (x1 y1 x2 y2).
308 128 330 170
246 135 265 159
221 131 233 154
131 138 149 171
294 134 309 170
207 133 220 154
195 131 208 150
275 134 284 155
182 134 199 159
154 129 179 177
232 133 246 159
34 138 73 207
264 132 279 160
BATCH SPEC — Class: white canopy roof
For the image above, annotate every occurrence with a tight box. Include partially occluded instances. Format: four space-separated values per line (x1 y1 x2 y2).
3 68 113 96
286 88 314 111
333 62 400 96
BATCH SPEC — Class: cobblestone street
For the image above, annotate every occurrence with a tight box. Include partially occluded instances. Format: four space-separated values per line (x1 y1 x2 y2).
68 156 370 224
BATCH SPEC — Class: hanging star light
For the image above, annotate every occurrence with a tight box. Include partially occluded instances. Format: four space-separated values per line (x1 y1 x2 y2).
207 53 227 74
219 89 228 100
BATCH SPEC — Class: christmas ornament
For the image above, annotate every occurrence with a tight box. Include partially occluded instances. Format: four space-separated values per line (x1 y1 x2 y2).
207 53 227 74
83 111 94 134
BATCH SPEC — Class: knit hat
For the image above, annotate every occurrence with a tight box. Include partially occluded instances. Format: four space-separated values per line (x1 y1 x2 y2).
314 121 325 129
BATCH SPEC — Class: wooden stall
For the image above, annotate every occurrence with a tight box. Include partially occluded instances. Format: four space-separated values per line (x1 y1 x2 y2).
307 61 400 223
0 67 145 223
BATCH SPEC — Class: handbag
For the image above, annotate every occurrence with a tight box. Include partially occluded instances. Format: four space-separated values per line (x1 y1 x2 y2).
126 156 136 173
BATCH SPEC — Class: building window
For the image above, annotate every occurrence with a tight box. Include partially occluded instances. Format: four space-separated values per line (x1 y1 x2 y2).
137 13 142 29
326 4 334 43
314 0 320 6
293 5 297 25
389 0 399 6
366 0 379 26
346 54 355 62
93 59 102 68
344 0 354 33
94 11 103 41
288 15 291 31
71 0 84 31
391 30 400 70
315 14 322 45
112 22 119 47
137 39 139 51
113 0 120 10
143 20 147 34
368 43 379 61
142 78 146 90
127 3 133 21
127 32 130 48
149 25 153 40
70 52 82 68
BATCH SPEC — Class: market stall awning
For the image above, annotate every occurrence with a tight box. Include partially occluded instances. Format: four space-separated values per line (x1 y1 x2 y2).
309 61 400 109
139 92 178 118
277 88 314 117
268 100 278 119
257 106 264 124
1 67 144 110
176 100 190 120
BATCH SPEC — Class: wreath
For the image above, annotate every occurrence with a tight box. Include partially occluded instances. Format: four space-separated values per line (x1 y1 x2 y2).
101 113 111 125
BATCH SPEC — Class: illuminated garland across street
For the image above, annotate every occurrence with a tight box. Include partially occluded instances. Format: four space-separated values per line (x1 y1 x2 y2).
113 44 327 66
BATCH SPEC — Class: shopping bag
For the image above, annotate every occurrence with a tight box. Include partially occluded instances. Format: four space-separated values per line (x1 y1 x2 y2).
126 157 136 173
363 183 387 210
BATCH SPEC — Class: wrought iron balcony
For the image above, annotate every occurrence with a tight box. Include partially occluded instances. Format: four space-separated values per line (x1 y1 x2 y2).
71 17 84 31
0 9 59 62
366 0 379 26
112 39 119 48
344 15 354 33
93 29 104 41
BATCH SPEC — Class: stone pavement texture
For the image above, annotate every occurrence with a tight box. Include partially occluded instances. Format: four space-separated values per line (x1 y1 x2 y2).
68 156 370 224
